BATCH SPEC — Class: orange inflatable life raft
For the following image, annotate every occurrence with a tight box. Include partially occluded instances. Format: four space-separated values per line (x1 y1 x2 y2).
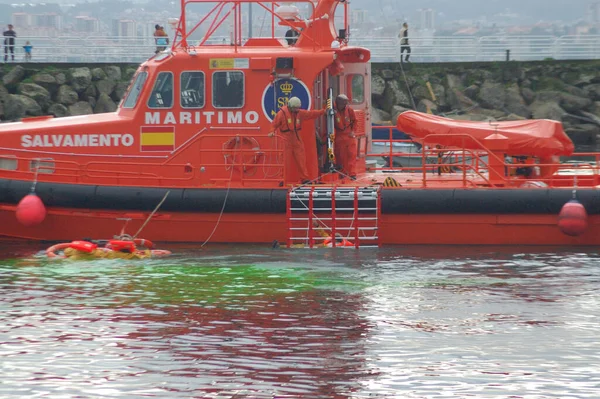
46 239 170 260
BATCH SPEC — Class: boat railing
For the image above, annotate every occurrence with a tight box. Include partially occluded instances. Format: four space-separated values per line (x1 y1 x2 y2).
367 127 600 188
369 125 432 172
0 156 192 186
367 132 493 188
368 125 489 171
0 133 285 187
7 34 600 63
547 153 600 187
428 153 600 188
196 130 286 186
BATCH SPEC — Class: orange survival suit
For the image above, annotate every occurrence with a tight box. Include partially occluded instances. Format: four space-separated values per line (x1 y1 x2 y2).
271 105 325 183
334 103 358 178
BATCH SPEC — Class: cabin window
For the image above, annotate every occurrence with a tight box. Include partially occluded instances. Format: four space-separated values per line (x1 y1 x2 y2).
30 159 55 174
122 71 148 109
180 71 205 108
148 72 174 109
347 74 364 104
0 156 17 170
212 71 244 108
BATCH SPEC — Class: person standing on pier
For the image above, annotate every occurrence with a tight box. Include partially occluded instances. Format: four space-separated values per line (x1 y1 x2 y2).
3 24 16 62
23 41 32 62
154 25 169 54
398 22 411 63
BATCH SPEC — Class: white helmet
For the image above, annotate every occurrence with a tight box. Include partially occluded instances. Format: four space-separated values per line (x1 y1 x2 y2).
336 94 349 102
288 96 301 109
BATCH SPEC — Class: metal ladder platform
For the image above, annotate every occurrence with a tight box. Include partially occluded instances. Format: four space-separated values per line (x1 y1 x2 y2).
286 186 381 248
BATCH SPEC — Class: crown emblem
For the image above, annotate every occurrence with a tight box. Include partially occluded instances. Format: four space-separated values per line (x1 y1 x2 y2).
280 82 293 94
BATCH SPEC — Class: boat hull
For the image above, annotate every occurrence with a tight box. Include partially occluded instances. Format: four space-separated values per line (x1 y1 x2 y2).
0 205 288 243
2 179 599 246
1 205 599 246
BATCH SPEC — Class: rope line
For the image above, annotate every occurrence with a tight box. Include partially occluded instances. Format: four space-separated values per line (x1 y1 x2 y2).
201 147 236 248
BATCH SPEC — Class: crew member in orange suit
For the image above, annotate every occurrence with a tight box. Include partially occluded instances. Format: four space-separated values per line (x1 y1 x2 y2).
333 94 358 179
269 96 326 184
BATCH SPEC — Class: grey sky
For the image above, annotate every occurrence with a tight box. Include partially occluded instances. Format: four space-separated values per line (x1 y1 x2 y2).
353 0 594 24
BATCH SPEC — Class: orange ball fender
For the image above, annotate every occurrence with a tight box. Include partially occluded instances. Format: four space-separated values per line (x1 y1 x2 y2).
16 194 47 227
558 200 588 237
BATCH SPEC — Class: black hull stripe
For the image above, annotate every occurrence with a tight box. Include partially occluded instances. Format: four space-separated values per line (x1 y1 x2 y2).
0 179 596 214
380 189 599 214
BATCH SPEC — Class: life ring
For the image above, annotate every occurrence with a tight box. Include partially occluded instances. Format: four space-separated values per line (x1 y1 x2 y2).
222 136 264 175
134 238 154 249
46 242 71 258
149 249 172 257
110 235 154 249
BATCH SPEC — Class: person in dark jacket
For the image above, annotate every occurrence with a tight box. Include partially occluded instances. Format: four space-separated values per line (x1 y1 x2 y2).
285 28 299 45
4 24 16 62
398 22 411 63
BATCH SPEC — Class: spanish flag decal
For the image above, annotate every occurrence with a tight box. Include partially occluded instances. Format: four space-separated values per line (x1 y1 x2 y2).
140 126 175 152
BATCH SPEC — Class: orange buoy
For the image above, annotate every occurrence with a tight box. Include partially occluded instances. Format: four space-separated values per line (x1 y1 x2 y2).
69 240 98 253
15 194 47 227
323 233 355 248
558 200 588 237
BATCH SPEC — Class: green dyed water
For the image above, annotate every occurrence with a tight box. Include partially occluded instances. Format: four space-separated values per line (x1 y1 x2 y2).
1 243 599 398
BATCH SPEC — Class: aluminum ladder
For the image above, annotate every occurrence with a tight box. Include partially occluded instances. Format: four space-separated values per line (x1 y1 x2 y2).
286 186 381 248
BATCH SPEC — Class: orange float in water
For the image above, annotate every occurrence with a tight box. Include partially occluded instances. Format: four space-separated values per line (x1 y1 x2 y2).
46 239 170 259
558 200 588 237
323 233 355 248
69 240 98 253
15 194 46 227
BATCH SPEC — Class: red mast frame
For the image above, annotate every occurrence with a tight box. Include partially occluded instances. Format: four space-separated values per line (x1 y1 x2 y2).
171 0 346 51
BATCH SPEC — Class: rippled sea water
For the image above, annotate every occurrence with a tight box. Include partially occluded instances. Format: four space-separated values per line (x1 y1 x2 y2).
1 242 600 399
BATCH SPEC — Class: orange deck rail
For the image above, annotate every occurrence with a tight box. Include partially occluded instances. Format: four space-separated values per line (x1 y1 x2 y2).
368 125 600 189
1 126 599 189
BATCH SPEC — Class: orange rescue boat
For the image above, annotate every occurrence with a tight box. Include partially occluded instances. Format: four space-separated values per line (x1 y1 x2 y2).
0 0 598 247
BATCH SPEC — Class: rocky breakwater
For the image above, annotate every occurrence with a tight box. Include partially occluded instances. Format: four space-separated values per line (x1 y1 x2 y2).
0 64 137 122
371 60 600 146
2 61 600 146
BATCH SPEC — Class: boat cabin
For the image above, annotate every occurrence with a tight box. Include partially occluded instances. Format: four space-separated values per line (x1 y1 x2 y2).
115 0 373 186
0 0 372 188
